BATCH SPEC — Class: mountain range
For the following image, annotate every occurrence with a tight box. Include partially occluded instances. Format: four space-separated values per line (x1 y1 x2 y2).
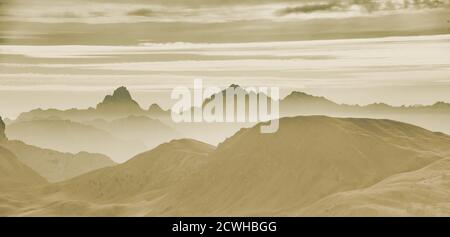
14 87 172 123
0 116 116 182
280 91 450 135
6 118 146 162
1 116 450 216
13 85 450 135
300 157 450 216
1 86 450 216
4 86 450 164
0 146 47 190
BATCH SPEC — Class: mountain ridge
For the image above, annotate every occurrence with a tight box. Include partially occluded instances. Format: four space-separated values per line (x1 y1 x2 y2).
0 146 47 190
0 139 116 182
156 116 450 216
299 156 450 216
11 116 450 216
6 118 146 162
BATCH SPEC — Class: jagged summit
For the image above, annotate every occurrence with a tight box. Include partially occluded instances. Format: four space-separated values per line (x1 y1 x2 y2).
112 86 133 101
0 116 7 141
100 87 134 104
96 86 142 113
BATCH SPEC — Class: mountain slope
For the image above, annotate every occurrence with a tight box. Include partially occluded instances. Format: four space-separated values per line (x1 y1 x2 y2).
300 157 450 216
6 119 146 162
0 140 116 182
0 146 47 190
13 139 214 216
6 116 450 216
53 139 214 203
147 104 171 119
152 116 450 216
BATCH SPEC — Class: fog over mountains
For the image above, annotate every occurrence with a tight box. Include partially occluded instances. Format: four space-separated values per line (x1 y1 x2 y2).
1 115 450 216
1 0 449 218
7 86 450 161
0 86 449 216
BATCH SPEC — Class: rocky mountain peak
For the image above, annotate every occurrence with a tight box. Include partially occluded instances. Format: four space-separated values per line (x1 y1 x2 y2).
96 86 142 113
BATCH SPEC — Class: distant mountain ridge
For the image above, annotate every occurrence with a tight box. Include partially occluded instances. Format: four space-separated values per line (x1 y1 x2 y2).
0 140 116 182
15 87 171 122
84 115 180 149
1 114 117 182
8 86 450 156
6 118 146 162
280 91 450 114
13 85 450 123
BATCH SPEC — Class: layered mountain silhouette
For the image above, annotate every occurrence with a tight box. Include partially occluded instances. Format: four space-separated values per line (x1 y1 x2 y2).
3 116 449 216
0 140 115 182
9 87 177 161
11 86 450 153
0 146 47 190
15 87 170 122
1 115 116 182
2 85 450 216
279 92 450 134
84 115 179 149
6 119 146 162
280 91 450 116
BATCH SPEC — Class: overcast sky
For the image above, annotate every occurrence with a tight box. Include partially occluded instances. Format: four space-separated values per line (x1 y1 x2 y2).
1 0 449 44
0 0 449 118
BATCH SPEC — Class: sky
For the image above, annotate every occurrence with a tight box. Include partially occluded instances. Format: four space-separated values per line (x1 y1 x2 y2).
0 0 449 118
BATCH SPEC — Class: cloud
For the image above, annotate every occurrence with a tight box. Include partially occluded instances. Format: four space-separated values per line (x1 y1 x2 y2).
127 8 153 17
276 2 342 15
2 0 450 24
276 0 450 16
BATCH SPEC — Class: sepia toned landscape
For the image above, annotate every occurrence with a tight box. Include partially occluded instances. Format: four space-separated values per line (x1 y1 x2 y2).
1 0 450 217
